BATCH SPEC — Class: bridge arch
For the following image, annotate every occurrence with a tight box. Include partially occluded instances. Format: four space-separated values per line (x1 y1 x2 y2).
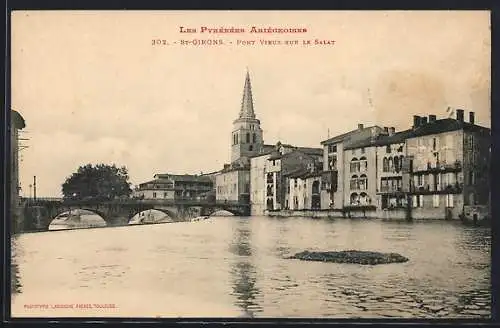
48 208 107 230
52 208 108 221
129 208 176 224
208 209 236 217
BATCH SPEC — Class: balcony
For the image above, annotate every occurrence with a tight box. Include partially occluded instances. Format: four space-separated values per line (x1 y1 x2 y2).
408 182 463 194
378 185 404 194
412 160 462 174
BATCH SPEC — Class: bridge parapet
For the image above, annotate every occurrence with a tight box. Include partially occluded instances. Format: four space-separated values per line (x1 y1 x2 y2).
22 198 250 231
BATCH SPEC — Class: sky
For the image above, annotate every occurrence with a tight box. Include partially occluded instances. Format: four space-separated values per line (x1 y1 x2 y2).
11 10 490 197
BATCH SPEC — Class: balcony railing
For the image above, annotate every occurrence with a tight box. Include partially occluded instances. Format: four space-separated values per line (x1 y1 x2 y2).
413 160 462 174
379 185 403 193
409 182 463 194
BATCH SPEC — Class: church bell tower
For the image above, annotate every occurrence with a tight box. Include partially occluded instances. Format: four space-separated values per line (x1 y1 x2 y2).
231 69 264 163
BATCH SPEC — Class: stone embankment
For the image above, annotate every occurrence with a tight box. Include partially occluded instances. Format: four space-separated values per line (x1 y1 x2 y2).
288 250 409 265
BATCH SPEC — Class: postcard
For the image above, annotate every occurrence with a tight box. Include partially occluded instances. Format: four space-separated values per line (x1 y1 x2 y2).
9 10 491 319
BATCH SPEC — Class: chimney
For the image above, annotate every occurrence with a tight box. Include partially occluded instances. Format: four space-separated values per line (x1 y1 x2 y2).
429 114 437 122
358 123 364 130
421 116 428 125
371 127 377 142
389 127 396 136
469 111 475 125
383 127 389 134
456 109 464 122
413 115 421 128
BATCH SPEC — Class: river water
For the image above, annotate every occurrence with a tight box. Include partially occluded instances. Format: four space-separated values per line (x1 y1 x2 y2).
11 216 491 319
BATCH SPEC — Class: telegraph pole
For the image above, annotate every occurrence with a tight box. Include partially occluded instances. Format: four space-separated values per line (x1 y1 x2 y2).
33 176 37 201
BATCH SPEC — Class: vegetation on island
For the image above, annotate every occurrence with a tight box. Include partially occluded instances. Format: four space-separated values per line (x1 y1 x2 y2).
288 250 409 265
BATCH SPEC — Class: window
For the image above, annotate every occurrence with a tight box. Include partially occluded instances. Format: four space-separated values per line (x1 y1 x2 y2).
394 156 400 173
153 192 157 198
383 157 389 172
412 195 423 207
433 194 440 207
328 144 337 153
350 193 359 205
359 157 367 172
432 138 437 151
312 181 320 194
249 145 253 151
252 133 256 143
380 177 388 191
246 133 250 143
361 147 365 154
435 173 441 190
164 192 168 198
386 145 391 153
350 158 359 172
359 174 368 190
446 194 454 207
350 175 359 190
328 155 337 170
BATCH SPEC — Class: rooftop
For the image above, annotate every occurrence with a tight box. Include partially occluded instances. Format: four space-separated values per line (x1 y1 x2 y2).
152 174 213 183
343 118 490 150
408 118 490 138
320 125 379 145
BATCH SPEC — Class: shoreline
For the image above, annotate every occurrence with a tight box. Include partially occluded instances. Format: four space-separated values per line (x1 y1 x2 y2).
264 209 490 226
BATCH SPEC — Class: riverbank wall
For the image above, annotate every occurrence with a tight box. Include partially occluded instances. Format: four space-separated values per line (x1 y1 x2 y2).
266 206 490 225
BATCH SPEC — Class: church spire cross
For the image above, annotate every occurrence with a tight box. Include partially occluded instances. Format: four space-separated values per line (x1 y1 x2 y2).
239 69 256 119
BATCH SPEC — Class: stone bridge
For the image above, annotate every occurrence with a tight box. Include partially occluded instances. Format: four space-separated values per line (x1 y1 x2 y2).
21 198 250 231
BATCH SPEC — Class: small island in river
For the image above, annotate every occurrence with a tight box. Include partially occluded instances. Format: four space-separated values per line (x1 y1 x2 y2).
288 250 409 265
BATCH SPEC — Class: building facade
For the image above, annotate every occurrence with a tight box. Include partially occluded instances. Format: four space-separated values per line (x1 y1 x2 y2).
10 110 26 233
287 171 322 210
320 124 385 210
375 128 410 211
133 173 213 200
266 148 323 211
343 142 377 208
250 152 271 215
216 164 250 203
403 110 490 220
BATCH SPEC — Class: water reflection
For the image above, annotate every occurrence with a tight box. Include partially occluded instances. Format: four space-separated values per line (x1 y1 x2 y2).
229 219 261 317
10 216 491 318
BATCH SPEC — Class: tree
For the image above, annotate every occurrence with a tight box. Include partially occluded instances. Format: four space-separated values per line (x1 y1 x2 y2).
62 163 132 201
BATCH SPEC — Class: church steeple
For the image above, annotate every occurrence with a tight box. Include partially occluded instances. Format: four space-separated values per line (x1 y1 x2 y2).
239 68 256 119
230 69 264 164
